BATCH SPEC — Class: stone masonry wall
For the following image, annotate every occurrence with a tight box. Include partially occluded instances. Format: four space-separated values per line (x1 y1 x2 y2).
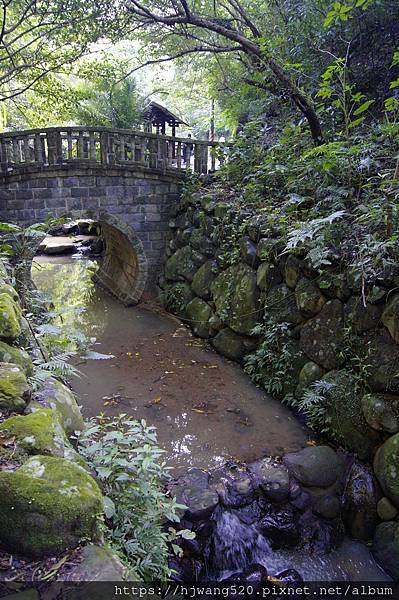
159 189 399 576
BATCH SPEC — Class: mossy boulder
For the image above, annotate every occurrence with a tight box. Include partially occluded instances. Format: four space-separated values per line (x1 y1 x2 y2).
29 377 84 435
299 300 345 369
284 445 344 488
63 544 127 581
212 328 246 361
321 370 376 460
0 293 22 340
382 294 399 344
298 361 325 387
377 497 398 521
364 330 399 393
165 246 197 282
0 455 103 557
361 393 399 433
190 229 214 257
345 297 381 334
0 362 30 411
186 298 215 338
191 260 218 300
0 409 82 463
284 256 303 289
0 341 33 375
295 277 326 317
0 283 19 302
374 433 399 508
372 522 399 580
265 284 303 325
256 263 282 291
211 262 261 335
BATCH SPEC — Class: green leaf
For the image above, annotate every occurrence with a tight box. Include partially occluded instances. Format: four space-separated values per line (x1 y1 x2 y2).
353 99 375 115
103 496 116 518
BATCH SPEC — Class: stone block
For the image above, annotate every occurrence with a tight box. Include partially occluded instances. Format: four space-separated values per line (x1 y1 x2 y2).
70 187 89 198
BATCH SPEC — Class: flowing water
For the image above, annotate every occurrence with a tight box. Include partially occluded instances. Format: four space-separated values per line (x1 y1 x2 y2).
31 254 389 582
211 508 389 581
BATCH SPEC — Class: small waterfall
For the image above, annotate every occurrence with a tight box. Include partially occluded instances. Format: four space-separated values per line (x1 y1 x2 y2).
211 506 272 575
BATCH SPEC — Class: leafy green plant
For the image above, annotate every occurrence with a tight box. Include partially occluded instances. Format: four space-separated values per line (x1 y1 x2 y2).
244 319 299 396
284 380 336 435
77 414 190 581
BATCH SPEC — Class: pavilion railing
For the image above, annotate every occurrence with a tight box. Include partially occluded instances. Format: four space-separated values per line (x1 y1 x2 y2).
0 127 223 176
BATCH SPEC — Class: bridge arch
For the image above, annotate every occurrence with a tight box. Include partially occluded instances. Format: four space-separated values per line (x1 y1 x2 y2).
72 210 148 306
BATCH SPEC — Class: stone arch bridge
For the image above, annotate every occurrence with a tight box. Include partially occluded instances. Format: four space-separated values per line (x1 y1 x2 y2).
0 126 219 304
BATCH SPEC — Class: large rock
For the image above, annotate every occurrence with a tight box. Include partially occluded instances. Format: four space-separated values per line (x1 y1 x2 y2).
256 263 281 291
191 260 218 300
374 433 399 508
345 297 380 334
265 284 303 325
0 341 33 375
377 497 398 521
165 246 197 282
29 377 84 435
0 293 22 340
364 330 399 393
295 278 326 317
171 468 219 520
382 294 399 344
361 393 399 433
299 300 345 369
186 298 215 338
211 262 261 335
0 282 19 302
249 458 290 503
284 445 344 488
212 328 246 361
322 370 376 460
372 522 399 580
63 544 127 581
342 461 378 541
284 256 303 289
298 362 324 387
0 409 82 463
0 455 103 557
240 236 259 268
0 362 30 411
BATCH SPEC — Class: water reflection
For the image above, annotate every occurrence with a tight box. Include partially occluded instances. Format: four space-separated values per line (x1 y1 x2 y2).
32 255 309 473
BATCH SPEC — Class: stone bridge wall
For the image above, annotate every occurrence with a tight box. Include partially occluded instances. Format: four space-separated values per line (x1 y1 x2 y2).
0 165 183 303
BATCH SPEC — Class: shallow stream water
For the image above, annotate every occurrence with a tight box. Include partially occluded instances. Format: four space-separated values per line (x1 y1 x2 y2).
31 254 389 582
32 255 308 473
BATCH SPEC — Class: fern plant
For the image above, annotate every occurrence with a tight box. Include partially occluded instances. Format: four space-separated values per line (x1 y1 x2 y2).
244 319 300 396
284 380 336 435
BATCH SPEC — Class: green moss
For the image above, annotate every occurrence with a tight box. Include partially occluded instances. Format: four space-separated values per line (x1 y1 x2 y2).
0 293 22 340
0 409 83 464
211 262 261 335
0 341 33 375
0 455 103 557
0 283 19 302
0 362 29 411
30 377 84 435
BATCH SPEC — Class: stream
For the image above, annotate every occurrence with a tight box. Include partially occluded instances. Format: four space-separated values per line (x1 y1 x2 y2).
31 254 389 583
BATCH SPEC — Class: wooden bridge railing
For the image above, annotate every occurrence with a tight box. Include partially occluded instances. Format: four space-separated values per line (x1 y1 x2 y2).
0 127 223 176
